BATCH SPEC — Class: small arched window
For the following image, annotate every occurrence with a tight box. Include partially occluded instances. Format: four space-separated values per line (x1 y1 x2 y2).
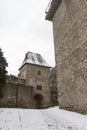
37 71 41 76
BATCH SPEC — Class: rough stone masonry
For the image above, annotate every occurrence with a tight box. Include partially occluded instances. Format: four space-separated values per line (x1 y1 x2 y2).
46 0 87 112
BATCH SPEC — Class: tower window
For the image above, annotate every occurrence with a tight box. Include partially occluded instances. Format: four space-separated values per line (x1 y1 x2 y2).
37 71 41 75
36 85 42 90
55 96 57 100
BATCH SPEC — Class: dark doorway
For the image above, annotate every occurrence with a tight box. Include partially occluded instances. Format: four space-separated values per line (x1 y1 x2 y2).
35 94 44 109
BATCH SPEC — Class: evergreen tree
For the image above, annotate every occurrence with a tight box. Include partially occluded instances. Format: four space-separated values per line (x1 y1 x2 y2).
0 48 8 98
0 48 8 84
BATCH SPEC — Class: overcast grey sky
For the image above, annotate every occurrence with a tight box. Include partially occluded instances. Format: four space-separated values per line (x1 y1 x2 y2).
0 0 55 76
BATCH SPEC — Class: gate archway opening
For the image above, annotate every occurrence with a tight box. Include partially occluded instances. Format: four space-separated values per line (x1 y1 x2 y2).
35 94 44 109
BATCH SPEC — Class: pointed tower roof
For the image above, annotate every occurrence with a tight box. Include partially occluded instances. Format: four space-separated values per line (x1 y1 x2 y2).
19 52 51 70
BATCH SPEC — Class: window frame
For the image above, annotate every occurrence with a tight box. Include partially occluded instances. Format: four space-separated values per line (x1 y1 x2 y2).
36 85 42 90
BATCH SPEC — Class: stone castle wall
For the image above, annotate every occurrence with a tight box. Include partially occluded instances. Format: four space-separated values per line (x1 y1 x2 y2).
0 76 33 108
52 0 87 111
50 67 58 106
0 64 57 109
17 84 33 108
0 83 17 107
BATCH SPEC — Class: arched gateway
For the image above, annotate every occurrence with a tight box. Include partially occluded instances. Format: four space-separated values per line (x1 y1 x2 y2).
35 94 44 109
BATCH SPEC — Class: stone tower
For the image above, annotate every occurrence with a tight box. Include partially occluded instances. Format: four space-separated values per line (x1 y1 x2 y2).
46 0 87 112
19 51 51 109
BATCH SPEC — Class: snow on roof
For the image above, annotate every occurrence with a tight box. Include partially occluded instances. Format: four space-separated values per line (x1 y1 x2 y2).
19 52 50 69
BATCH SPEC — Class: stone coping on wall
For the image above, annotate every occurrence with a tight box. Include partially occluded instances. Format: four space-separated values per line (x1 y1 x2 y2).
6 75 26 85
45 0 62 21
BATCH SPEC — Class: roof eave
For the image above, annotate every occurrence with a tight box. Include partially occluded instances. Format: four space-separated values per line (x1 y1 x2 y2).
45 0 62 21
19 63 51 71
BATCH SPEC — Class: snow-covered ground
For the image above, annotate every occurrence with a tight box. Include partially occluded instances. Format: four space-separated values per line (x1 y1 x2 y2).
0 107 87 130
